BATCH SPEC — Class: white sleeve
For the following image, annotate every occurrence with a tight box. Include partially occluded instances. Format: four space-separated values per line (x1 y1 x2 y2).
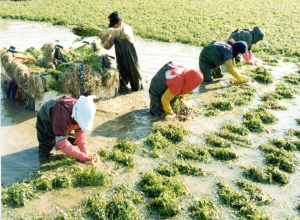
120 24 135 43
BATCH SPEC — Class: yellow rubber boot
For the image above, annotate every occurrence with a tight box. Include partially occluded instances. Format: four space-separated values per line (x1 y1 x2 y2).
161 89 176 115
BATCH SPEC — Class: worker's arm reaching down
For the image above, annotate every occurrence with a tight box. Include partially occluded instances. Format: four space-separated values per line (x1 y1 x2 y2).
224 59 243 84
161 88 176 115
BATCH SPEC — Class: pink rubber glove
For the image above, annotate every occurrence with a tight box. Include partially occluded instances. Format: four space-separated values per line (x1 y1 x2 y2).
57 139 91 162
75 131 88 156
248 50 253 61
243 50 251 63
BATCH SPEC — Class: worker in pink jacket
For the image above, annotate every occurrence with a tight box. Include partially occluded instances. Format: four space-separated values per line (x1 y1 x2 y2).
36 95 96 162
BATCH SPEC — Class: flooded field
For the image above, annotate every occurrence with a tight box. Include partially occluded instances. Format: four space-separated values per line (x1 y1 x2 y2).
1 19 300 219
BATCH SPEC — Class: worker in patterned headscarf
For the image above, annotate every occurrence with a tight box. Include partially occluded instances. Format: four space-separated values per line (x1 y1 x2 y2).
199 40 248 83
227 26 265 64
36 95 96 162
149 62 203 116
99 11 143 93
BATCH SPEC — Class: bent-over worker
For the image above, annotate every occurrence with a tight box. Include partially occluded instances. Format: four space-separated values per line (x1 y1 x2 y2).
36 95 96 162
199 40 248 83
99 11 143 93
227 26 264 64
149 62 203 116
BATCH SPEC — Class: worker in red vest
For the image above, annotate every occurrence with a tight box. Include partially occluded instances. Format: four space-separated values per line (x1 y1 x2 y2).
36 95 96 162
149 62 203 116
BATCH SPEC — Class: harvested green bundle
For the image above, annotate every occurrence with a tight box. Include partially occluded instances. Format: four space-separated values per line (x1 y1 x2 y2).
170 95 198 116
40 74 60 91
83 53 102 70
25 47 43 60
71 25 101 37
28 74 45 101
24 60 44 69
41 42 56 69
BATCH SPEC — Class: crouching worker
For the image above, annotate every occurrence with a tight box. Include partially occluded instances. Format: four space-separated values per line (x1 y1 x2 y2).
227 26 264 64
99 11 143 93
149 62 203 116
36 95 96 162
199 40 248 84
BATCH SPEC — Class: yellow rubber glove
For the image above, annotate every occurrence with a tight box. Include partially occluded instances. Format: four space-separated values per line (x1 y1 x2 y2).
161 88 176 115
225 59 243 84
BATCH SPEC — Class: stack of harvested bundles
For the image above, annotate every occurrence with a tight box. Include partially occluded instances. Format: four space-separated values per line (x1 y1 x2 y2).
25 47 43 60
6 58 22 79
80 64 103 95
73 41 102 62
28 74 44 101
41 42 56 69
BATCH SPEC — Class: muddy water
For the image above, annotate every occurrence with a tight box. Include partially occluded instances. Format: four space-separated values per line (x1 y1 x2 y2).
1 19 300 219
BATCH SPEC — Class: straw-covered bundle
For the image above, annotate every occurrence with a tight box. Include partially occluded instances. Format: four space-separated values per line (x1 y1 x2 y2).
80 64 103 95
6 58 22 79
41 42 56 69
28 74 44 101
103 54 112 67
59 70 81 97
14 63 31 90
101 68 119 88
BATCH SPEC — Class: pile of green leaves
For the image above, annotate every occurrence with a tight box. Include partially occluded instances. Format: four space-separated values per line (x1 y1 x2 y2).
140 171 187 218
189 197 220 219
208 148 238 161
177 144 209 161
74 167 109 187
248 67 273 84
172 159 210 176
152 124 189 143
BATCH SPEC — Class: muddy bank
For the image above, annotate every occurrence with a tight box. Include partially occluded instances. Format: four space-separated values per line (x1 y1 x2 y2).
1 19 300 219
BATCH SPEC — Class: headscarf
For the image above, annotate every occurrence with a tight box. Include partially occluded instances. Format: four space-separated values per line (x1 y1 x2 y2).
108 11 122 28
182 69 203 94
71 95 96 132
232 41 248 58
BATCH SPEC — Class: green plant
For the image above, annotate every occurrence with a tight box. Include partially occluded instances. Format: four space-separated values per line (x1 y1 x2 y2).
115 139 139 153
275 83 297 98
84 192 106 220
189 198 219 220
34 175 52 191
260 91 283 101
265 153 296 173
249 67 273 84
177 145 209 161
109 149 137 168
208 148 238 161
243 117 265 133
296 118 300 125
145 131 170 149
106 192 140 220
172 159 210 176
220 122 249 136
241 166 272 184
152 124 189 143
148 192 181 218
52 174 73 188
154 164 179 177
74 167 109 187
1 183 35 207
205 134 232 148
215 130 252 147
235 179 274 206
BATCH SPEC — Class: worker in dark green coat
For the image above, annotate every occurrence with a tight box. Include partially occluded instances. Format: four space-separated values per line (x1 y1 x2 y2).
227 26 264 64
199 40 248 83
99 11 143 93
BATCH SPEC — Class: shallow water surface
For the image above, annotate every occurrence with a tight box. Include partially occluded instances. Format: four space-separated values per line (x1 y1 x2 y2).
1 19 300 219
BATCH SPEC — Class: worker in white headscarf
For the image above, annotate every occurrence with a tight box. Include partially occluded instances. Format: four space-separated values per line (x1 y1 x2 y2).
36 95 96 162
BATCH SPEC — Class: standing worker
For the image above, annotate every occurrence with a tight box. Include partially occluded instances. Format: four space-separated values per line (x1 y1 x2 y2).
199 40 248 83
149 62 203 116
99 11 143 93
36 95 96 162
227 26 265 64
